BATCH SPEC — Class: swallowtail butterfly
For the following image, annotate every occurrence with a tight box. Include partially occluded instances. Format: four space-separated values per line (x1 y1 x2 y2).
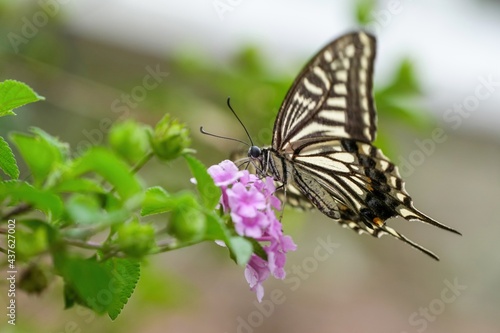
235 31 460 260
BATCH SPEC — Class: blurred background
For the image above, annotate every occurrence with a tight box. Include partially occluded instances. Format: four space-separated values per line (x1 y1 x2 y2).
1 0 500 332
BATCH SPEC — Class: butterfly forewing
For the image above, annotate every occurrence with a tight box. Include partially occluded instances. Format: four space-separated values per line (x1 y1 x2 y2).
272 32 377 151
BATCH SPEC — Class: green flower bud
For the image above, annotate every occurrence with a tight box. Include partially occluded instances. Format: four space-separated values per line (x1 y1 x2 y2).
150 115 191 161
108 120 151 165
19 264 49 294
117 220 156 257
169 193 206 242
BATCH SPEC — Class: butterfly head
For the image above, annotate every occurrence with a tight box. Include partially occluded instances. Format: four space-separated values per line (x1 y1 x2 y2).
248 145 262 159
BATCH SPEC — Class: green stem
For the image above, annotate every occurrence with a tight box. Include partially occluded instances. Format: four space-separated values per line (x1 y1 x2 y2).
64 238 123 261
131 151 154 174
108 151 154 195
2 203 32 220
64 238 104 250
151 238 204 254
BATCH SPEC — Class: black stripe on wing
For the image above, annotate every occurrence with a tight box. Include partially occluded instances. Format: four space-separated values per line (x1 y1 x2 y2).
272 31 377 151
289 138 460 234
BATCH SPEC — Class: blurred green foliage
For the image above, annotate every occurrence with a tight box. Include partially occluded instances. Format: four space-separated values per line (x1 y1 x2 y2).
0 81 260 320
355 0 377 25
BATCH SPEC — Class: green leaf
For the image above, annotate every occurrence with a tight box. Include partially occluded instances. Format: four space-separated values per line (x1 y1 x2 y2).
355 0 377 25
141 186 174 216
103 258 141 320
204 211 228 241
52 178 105 194
246 237 268 261
0 136 19 179
228 236 253 266
66 194 103 225
184 154 221 210
10 132 62 186
377 100 432 132
0 180 63 219
15 220 56 260
372 131 397 161
57 256 113 315
205 213 254 264
0 80 45 117
377 59 421 98
68 147 142 201
30 127 70 161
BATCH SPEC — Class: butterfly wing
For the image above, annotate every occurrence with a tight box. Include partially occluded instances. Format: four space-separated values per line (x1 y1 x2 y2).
272 31 377 151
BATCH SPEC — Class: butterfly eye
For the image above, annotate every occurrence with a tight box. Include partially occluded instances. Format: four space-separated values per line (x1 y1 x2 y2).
248 146 261 159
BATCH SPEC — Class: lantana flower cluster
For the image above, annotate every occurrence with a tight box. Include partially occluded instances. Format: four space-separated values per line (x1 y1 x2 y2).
207 160 297 301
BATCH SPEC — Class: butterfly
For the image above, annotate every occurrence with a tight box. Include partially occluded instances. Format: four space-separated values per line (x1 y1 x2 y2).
231 31 460 260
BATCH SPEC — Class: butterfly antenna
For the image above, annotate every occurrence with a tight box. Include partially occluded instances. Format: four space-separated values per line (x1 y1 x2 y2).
199 127 250 146
226 97 255 146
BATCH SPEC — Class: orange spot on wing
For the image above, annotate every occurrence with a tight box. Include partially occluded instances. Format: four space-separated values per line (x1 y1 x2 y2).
373 217 384 227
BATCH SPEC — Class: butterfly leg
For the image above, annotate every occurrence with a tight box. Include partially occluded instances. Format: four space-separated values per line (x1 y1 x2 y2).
274 183 286 221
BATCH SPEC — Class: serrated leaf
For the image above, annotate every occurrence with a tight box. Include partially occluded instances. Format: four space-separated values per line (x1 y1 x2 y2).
0 136 19 179
0 180 63 220
184 154 221 209
103 258 141 320
30 127 70 161
68 147 142 201
141 186 175 216
57 256 113 315
10 132 62 186
0 80 45 117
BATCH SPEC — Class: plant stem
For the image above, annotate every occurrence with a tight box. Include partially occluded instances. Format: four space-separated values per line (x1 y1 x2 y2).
152 238 204 254
3 203 32 220
108 151 154 194
131 151 154 174
64 239 104 250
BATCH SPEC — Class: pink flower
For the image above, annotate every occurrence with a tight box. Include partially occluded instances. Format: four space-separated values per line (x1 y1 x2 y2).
231 211 269 238
244 255 270 302
227 183 266 218
207 160 297 302
208 160 242 186
266 235 297 279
